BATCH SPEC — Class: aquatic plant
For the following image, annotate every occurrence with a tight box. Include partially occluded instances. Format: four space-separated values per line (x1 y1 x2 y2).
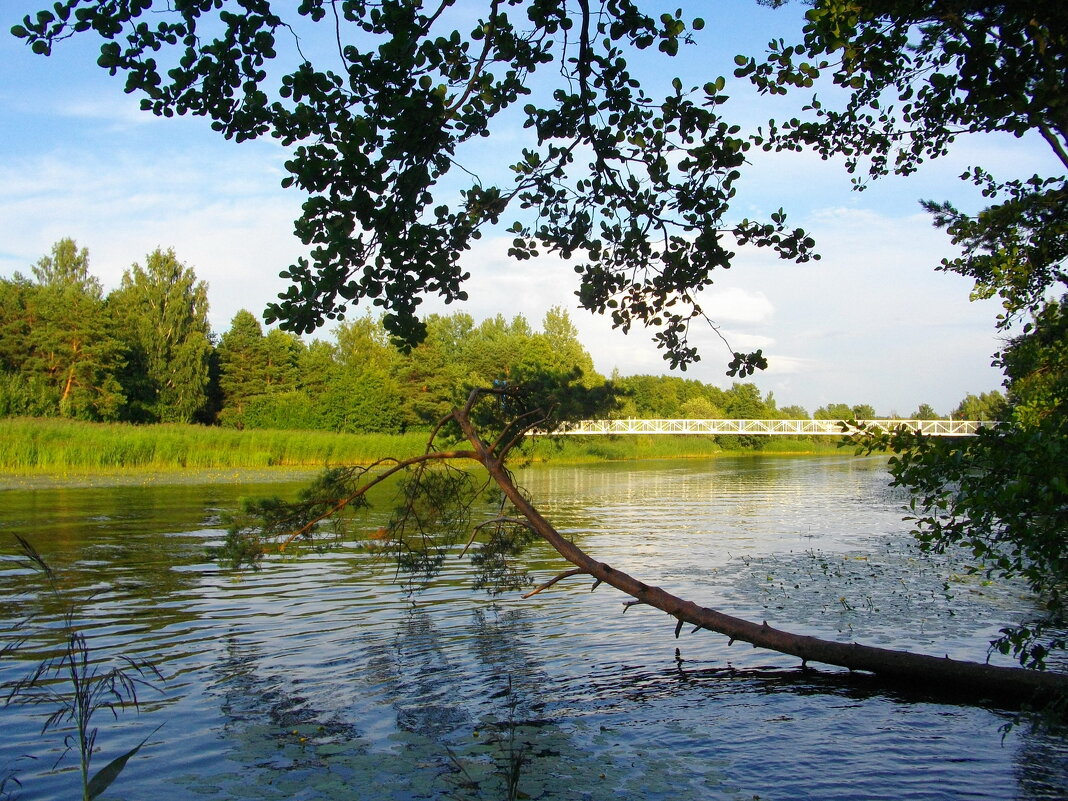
3 536 163 801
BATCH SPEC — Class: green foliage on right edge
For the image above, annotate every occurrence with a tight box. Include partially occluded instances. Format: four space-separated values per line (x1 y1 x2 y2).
884 297 1068 668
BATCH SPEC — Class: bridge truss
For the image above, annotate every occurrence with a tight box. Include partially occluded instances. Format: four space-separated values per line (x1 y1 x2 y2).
543 419 985 437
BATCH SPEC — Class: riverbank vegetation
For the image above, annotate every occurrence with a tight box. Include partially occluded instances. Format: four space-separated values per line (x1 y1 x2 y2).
0 416 844 475
0 417 427 473
1 240 998 448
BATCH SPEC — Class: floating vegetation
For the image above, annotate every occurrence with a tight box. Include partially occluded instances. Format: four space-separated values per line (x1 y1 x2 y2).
718 536 1035 655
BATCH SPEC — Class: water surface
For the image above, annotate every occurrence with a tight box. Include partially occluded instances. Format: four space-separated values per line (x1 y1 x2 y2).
1 455 1065 800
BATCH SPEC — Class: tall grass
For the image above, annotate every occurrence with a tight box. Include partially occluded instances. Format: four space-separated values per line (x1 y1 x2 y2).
0 418 846 475
0 417 429 473
521 433 843 463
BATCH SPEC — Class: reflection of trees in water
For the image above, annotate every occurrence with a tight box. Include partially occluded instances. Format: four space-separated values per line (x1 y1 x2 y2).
466 607 549 721
363 605 474 738
0 484 230 647
363 602 555 733
191 633 370 800
212 633 363 747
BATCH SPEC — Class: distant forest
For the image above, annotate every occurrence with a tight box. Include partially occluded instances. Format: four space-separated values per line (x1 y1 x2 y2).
0 239 1005 433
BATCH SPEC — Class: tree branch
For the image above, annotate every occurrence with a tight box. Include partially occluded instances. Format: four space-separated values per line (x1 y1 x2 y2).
445 0 500 118
448 397 1068 703
1036 120 1068 172
459 515 537 558
278 449 477 549
521 567 587 598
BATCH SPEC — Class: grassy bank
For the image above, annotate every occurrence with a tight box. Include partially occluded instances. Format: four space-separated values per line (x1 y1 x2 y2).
522 433 844 463
0 417 847 475
0 417 429 473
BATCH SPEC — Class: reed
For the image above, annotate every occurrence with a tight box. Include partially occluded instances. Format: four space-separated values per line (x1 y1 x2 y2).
0 418 844 475
520 433 842 462
0 418 428 473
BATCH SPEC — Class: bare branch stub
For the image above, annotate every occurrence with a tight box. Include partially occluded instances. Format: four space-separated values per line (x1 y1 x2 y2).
521 567 587 599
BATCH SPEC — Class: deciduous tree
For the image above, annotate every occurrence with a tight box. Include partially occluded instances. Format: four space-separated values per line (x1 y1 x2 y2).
951 391 1005 421
12 0 816 373
110 248 213 423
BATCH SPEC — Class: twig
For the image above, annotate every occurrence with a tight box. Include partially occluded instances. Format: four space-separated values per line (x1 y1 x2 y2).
279 449 477 549
521 568 587 599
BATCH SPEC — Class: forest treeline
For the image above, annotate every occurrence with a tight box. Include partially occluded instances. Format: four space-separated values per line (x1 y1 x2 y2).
0 239 1005 435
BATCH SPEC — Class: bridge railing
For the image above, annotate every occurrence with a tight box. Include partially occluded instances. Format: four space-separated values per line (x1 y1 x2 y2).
537 419 987 437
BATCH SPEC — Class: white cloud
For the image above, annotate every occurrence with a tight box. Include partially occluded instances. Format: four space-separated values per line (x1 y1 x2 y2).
700 287 774 325
0 145 305 335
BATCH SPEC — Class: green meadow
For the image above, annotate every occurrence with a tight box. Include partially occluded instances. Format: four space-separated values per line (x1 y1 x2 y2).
0 416 843 477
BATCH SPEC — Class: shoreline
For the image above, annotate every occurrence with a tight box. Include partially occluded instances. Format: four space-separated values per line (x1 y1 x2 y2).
0 445 858 491
0 416 853 488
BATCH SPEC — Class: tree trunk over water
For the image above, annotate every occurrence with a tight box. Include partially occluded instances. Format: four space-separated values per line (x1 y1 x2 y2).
447 392 1068 706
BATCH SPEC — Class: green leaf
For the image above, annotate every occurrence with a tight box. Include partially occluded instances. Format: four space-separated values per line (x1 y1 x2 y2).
87 726 161 800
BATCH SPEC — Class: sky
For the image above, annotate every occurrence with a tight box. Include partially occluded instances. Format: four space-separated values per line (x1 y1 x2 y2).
1 1 1059 416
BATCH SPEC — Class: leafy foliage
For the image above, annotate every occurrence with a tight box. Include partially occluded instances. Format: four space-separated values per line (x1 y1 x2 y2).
110 248 214 423
0 240 125 421
13 0 819 370
740 0 1068 668
736 0 1068 327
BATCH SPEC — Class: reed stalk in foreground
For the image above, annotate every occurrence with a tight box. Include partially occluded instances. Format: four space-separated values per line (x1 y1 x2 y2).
3 536 163 801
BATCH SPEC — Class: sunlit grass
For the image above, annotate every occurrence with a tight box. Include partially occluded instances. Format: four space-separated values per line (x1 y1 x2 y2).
521 433 842 462
0 417 428 473
0 418 846 475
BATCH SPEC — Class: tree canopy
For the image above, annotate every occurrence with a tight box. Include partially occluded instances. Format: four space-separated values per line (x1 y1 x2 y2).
12 0 818 373
736 0 1068 327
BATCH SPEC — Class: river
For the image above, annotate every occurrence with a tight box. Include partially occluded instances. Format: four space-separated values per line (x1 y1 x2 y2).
1 455 1066 800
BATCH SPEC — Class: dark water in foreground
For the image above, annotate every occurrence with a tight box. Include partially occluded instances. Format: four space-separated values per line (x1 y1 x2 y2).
1 456 1066 800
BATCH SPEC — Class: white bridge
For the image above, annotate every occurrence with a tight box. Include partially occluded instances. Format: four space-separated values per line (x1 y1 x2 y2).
542 419 986 437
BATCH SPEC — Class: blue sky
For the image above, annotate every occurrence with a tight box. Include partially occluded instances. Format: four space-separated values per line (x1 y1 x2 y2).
1 1 1057 415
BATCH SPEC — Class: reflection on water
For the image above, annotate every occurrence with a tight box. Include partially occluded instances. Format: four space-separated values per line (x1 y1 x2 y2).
1 456 1067 800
